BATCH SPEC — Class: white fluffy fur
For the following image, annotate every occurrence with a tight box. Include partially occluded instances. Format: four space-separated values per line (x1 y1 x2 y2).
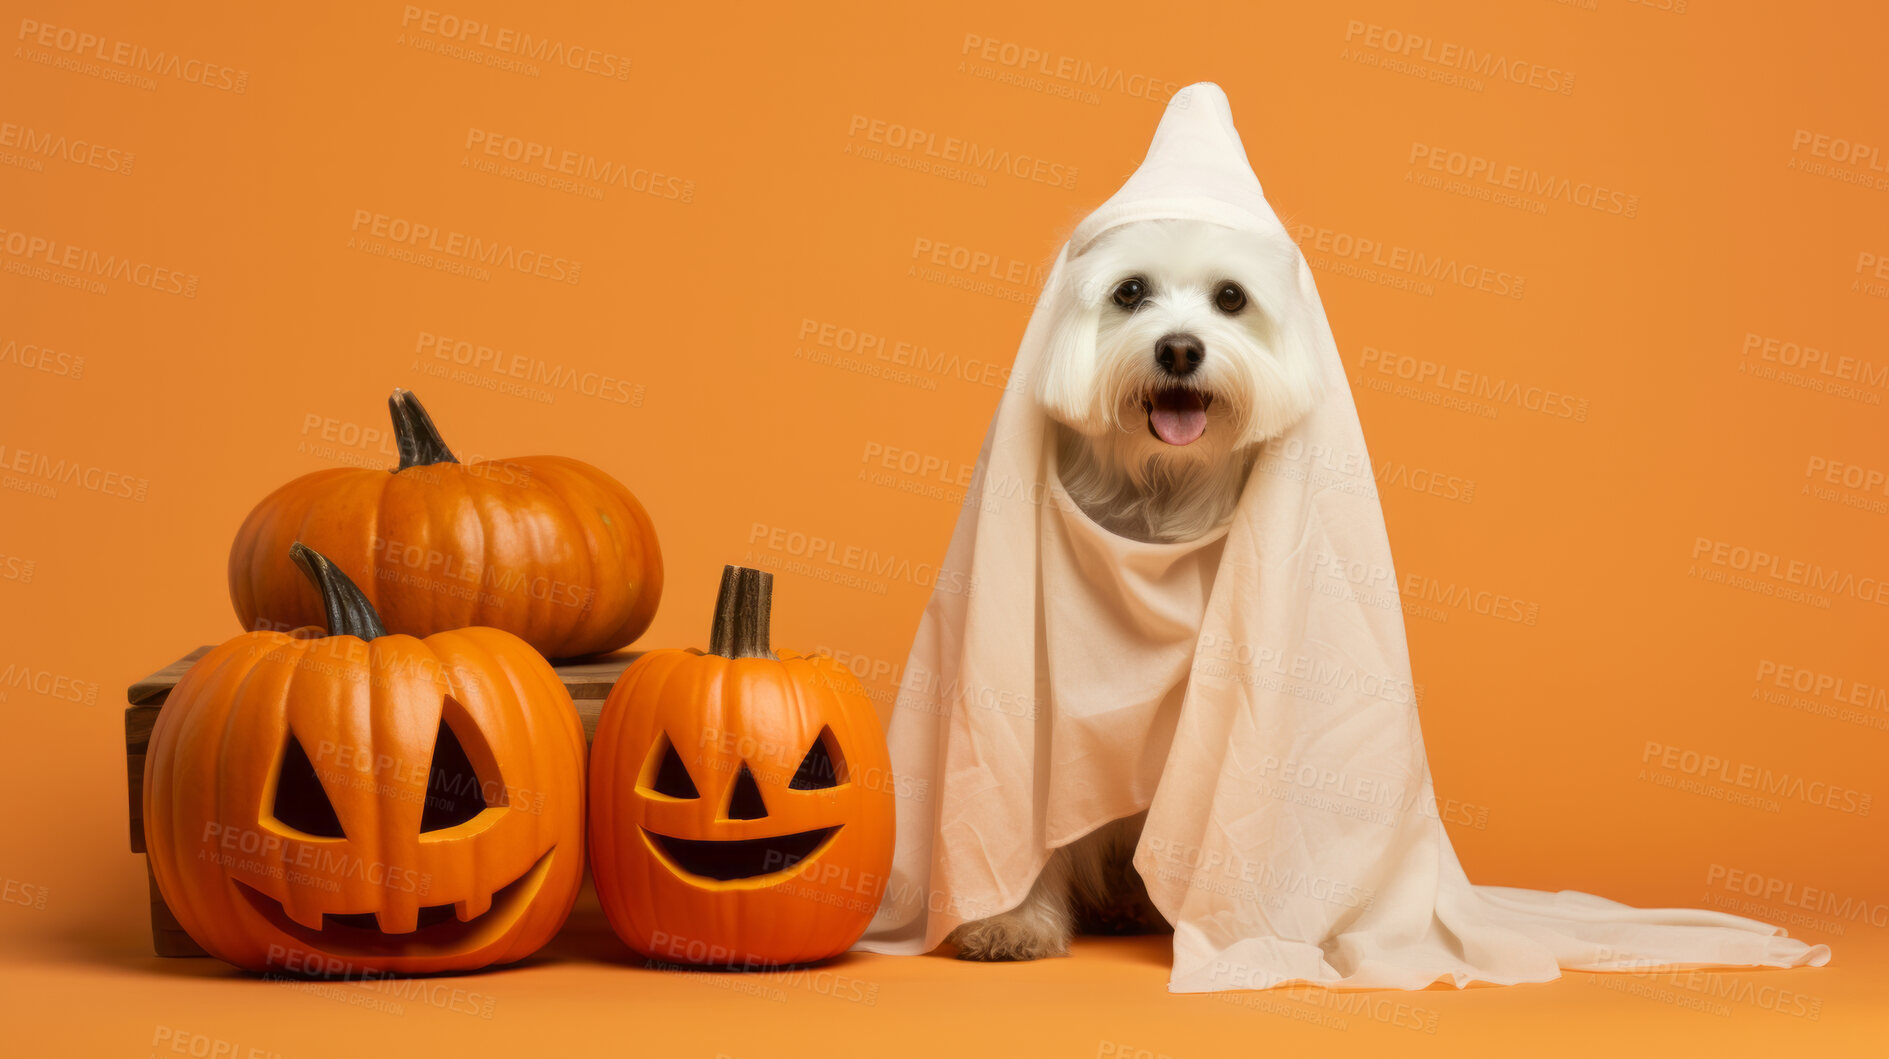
950 816 1158 961
1035 218 1323 543
952 219 1322 961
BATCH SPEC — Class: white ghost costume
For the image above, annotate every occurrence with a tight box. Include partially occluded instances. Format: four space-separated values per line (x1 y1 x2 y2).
854 83 1831 992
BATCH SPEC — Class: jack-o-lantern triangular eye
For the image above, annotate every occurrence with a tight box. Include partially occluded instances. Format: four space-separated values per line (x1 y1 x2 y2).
640 732 699 799
273 733 346 838
420 719 492 832
789 727 849 790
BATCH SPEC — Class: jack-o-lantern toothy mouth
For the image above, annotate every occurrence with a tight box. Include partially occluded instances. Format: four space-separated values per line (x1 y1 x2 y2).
232 848 554 959
642 826 839 883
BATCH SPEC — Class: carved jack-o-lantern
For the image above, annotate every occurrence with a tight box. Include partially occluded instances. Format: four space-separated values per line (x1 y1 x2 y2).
144 543 586 975
589 567 894 967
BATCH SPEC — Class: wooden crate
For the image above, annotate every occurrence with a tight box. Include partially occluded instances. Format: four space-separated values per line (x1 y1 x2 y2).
124 646 639 956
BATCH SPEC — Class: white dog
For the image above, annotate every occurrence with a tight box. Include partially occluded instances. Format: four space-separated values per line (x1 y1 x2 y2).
949 217 1324 961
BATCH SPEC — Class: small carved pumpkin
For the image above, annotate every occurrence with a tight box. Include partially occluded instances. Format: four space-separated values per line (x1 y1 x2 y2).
589 567 894 967
146 543 586 975
229 389 661 659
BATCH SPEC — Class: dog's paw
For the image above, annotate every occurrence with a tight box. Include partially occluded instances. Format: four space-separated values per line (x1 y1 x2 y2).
949 912 1071 962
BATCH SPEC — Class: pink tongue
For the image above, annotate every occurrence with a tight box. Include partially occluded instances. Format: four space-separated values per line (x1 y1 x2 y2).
1149 390 1208 445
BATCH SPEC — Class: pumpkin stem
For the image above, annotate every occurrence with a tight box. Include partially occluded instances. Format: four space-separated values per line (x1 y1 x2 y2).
389 388 459 471
289 542 388 640
707 566 776 659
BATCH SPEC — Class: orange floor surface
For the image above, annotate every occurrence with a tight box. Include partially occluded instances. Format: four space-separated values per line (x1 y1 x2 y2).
7 883 1881 1058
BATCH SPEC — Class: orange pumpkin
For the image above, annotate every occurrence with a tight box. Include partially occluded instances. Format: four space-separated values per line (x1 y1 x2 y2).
589 566 895 967
146 543 586 975
229 389 661 659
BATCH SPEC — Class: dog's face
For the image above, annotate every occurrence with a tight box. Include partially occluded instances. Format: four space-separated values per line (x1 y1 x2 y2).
1035 218 1323 466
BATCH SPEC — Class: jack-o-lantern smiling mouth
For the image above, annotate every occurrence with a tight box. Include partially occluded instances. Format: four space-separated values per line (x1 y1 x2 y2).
642 827 840 883
232 848 555 956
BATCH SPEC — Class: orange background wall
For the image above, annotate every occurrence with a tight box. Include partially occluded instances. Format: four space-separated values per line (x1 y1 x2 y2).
2 0 1884 1054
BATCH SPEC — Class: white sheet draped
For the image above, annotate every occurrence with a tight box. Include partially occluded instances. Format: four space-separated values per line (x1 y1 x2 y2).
855 83 1829 991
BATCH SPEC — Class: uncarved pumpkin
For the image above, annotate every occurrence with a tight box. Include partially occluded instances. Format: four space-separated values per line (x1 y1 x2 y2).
229 389 661 659
589 566 895 967
147 542 587 975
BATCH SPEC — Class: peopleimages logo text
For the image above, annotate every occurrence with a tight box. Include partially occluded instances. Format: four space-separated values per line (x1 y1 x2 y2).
1691 537 1889 607
1291 224 1525 299
847 115 1078 190
1407 143 1636 217
1343 20 1574 95
15 18 248 91
350 210 580 284
398 7 630 79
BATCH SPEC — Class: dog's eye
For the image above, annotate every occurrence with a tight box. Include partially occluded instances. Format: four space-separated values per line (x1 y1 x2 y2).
1111 278 1147 309
1215 283 1247 314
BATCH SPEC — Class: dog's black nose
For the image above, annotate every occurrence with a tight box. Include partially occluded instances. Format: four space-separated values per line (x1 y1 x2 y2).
1156 333 1204 376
